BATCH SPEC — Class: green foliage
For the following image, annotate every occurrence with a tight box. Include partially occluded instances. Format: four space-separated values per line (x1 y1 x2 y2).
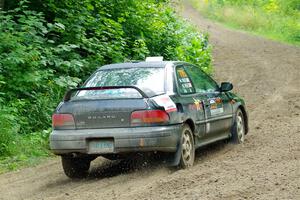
176 34 211 73
0 106 19 155
0 0 212 171
0 7 82 135
190 0 300 45
0 129 51 173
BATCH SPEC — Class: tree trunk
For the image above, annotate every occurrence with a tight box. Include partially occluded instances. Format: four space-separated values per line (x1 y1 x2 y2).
0 0 4 11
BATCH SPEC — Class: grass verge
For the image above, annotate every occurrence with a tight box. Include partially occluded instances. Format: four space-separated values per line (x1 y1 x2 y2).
187 0 300 46
0 130 52 174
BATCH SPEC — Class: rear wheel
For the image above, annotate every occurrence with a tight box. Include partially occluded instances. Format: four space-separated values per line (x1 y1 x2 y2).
61 156 91 179
179 125 195 168
230 109 246 144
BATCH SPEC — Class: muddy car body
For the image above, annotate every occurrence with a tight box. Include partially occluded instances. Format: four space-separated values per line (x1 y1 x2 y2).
50 59 248 178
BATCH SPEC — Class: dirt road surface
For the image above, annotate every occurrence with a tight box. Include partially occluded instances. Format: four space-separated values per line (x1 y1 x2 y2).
0 2 299 200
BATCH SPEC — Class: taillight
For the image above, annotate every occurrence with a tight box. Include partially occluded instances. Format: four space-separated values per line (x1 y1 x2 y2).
52 114 75 129
131 110 169 126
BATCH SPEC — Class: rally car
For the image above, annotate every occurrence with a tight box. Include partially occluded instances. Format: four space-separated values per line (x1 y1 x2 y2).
50 57 248 178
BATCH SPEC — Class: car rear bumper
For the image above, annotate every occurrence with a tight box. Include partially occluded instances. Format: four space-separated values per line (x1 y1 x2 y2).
50 125 182 155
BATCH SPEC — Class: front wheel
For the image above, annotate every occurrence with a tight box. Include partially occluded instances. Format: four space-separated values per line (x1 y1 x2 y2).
178 125 195 168
230 109 246 144
61 156 91 179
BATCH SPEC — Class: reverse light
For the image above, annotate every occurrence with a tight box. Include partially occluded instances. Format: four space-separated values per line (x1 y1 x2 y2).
131 110 169 126
52 114 75 129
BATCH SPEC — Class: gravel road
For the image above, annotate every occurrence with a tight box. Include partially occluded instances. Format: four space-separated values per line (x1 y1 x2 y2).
0 2 299 200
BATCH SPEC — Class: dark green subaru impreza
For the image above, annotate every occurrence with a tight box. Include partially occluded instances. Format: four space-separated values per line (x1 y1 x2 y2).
50 58 248 178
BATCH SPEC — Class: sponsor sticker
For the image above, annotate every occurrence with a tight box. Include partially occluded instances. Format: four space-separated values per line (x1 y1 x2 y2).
209 97 224 115
152 95 177 112
193 98 202 111
210 107 224 115
230 99 236 104
216 97 222 104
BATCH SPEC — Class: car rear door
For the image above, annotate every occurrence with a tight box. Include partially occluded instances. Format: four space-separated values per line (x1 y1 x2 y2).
173 65 206 139
183 65 233 138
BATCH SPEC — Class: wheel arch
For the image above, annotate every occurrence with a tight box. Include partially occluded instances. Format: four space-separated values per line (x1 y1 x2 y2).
183 118 196 137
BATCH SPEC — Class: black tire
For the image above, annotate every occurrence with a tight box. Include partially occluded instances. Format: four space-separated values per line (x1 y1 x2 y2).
61 156 91 179
178 125 195 168
230 109 246 144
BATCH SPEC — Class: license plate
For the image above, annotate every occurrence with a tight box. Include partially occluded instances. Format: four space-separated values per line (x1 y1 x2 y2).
89 139 114 154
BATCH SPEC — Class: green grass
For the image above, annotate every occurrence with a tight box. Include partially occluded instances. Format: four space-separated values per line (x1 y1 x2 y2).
0 130 52 174
0 154 51 174
188 0 300 46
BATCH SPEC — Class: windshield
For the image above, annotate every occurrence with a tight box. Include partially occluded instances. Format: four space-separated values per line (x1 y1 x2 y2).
75 67 165 99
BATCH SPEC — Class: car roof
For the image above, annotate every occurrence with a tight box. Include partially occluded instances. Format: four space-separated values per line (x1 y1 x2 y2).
98 61 184 70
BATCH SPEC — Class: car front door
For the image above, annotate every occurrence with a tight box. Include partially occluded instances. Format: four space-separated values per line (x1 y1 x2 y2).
184 65 233 139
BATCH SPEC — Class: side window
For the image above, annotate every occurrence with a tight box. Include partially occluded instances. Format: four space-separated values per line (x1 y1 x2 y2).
176 66 195 95
184 65 219 93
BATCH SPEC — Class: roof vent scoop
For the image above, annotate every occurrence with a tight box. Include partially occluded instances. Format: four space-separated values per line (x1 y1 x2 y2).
145 56 163 62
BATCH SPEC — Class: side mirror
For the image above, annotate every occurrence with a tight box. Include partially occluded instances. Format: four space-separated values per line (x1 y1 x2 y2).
220 82 233 92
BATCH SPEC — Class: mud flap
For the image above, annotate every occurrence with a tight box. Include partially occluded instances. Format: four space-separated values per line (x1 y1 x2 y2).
166 124 184 166
166 143 181 167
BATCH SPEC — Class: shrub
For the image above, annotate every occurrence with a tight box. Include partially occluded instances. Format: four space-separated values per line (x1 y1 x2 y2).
0 106 19 155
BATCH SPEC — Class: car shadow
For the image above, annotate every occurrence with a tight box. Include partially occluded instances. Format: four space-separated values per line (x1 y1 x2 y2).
43 140 232 190
194 140 234 164
86 140 231 180
45 142 232 194
43 154 161 189
87 153 165 180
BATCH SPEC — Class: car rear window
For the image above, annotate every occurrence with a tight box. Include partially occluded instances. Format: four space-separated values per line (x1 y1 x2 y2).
75 67 165 99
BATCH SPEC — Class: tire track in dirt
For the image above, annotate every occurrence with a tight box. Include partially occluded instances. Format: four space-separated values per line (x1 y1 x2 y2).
0 1 299 200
